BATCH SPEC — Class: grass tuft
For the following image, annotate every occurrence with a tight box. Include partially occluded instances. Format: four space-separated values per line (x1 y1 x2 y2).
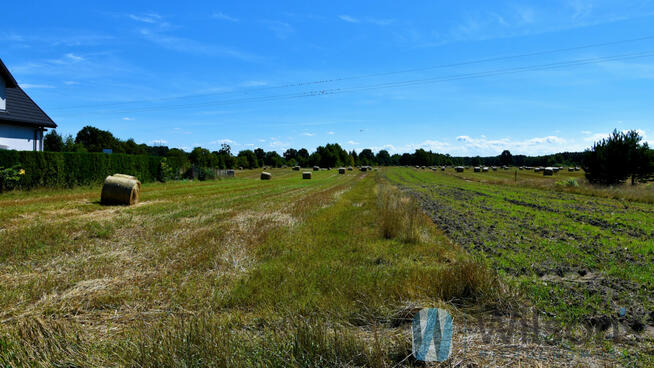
376 184 421 243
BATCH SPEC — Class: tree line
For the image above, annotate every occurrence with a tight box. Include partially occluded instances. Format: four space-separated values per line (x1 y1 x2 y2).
43 126 652 184
43 126 589 169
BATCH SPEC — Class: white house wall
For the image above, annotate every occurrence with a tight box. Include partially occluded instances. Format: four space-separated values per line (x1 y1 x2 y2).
0 77 6 111
0 124 43 151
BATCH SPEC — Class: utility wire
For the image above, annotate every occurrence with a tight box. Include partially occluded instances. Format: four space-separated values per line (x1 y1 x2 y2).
48 35 654 112
99 51 654 114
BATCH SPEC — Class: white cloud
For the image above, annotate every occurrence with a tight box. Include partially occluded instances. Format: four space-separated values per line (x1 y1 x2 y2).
338 15 359 23
370 144 397 153
212 138 235 145
422 134 573 155
128 13 163 24
212 12 239 22
258 139 266 142
347 140 359 145
64 53 84 62
263 20 294 40
583 132 610 142
337 15 394 25
122 117 134 121
138 22 258 61
301 132 315 137
151 139 167 145
327 131 335 135
242 80 268 87
20 83 55 89
48 53 85 66
64 81 79 85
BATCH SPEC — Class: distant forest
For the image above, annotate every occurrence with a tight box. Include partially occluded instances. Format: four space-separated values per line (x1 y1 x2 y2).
43 126 585 170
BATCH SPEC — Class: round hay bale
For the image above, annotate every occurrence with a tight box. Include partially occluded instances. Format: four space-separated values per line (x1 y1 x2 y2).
347 166 353 171
313 166 320 171
338 167 346 174
360 166 368 172
543 167 554 176
302 171 312 179
261 172 272 180
113 173 141 190
474 167 481 172
292 166 301 171
101 175 139 205
455 166 464 173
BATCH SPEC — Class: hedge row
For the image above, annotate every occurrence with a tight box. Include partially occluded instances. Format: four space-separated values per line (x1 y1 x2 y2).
0 150 164 189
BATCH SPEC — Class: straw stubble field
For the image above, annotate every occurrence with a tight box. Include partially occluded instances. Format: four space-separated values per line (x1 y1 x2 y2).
0 167 651 367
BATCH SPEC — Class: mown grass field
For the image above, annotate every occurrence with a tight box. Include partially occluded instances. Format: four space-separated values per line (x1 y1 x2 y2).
0 167 651 366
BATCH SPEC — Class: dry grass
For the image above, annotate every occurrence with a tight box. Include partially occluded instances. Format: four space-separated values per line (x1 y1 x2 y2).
376 184 421 243
0 168 630 366
450 169 654 204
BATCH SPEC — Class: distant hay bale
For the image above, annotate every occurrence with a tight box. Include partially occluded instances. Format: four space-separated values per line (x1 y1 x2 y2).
292 166 301 171
238 166 244 170
101 175 139 206
338 167 346 174
113 173 141 191
492 166 497 171
261 171 272 180
534 167 541 172
568 167 575 172
441 166 445 171
474 167 481 172
543 167 554 176
226 169 235 177
313 166 320 171
455 166 464 172
347 167 353 171
360 166 368 172
302 171 312 179
483 167 489 172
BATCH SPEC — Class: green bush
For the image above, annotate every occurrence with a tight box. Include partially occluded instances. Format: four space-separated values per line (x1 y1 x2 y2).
0 151 164 190
556 178 579 187
157 158 174 182
0 164 25 192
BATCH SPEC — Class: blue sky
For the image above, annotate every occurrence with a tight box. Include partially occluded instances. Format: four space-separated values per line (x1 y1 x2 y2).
3 0 654 155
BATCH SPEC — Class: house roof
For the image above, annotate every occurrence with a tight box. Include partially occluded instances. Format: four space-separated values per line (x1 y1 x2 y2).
0 58 57 129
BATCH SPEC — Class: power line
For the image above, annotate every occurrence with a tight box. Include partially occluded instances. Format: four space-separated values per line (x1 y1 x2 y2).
48 35 654 112
99 51 654 114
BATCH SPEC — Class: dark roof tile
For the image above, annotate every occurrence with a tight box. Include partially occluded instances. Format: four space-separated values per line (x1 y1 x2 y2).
0 58 57 128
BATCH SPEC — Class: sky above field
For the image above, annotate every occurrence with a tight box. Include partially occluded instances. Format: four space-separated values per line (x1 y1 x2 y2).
3 0 654 155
